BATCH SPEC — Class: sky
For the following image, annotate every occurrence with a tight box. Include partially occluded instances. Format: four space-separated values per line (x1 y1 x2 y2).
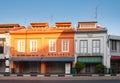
0 0 120 35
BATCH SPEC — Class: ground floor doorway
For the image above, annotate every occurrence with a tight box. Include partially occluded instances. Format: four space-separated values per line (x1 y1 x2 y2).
0 60 5 73
15 61 40 73
13 61 72 74
77 56 102 74
46 62 65 74
23 62 40 73
83 63 98 74
111 60 120 74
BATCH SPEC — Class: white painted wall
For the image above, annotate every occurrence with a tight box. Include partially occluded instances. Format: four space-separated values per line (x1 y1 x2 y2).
108 37 120 70
75 32 110 69
0 33 10 72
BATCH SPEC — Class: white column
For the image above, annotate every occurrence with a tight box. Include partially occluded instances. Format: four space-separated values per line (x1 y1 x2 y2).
103 34 111 74
65 63 71 74
75 54 77 63
5 33 10 73
5 60 10 72
75 40 77 63
106 39 111 69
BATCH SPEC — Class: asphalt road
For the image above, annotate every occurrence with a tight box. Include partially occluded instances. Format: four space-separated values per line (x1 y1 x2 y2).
0 80 120 83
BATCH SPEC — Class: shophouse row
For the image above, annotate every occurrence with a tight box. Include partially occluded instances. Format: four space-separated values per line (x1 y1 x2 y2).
0 21 120 74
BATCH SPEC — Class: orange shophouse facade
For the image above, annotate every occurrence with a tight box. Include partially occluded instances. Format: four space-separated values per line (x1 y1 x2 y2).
10 22 74 74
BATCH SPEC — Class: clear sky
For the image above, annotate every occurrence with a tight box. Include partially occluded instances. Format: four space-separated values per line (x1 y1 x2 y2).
0 0 120 35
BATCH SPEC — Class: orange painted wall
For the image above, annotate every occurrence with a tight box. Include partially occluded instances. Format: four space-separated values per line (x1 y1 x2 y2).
10 28 74 58
41 62 46 74
10 28 74 73
44 33 74 57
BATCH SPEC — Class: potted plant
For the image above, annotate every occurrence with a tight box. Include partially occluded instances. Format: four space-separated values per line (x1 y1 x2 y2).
95 64 105 74
75 61 85 74
11 68 15 74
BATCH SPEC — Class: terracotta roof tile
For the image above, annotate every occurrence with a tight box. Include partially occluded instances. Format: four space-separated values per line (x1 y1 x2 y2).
30 22 48 27
10 27 74 34
0 26 25 33
56 22 71 26
0 24 20 28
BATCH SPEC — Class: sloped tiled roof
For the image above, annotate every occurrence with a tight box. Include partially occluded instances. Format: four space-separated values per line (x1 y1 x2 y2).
0 23 25 33
56 22 71 26
30 22 48 27
0 24 20 28
10 27 74 34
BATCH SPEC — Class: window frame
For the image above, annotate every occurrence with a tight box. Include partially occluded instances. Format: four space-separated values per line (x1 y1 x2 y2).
111 40 117 52
30 40 38 52
49 40 56 52
17 40 25 52
80 40 88 53
92 40 100 53
62 39 69 52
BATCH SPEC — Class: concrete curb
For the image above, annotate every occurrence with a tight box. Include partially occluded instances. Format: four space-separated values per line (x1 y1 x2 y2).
37 74 44 77
50 74 58 77
0 74 4 77
92 74 99 77
10 74 17 77
105 74 111 76
0 74 119 77
23 74 31 77
65 75 73 77
116 74 120 76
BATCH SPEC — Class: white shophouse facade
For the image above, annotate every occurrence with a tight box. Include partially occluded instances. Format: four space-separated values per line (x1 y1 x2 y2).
0 33 10 73
0 24 21 73
74 21 110 73
108 35 120 73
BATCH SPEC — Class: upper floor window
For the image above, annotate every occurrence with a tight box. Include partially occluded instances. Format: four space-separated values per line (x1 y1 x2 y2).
0 38 5 54
49 40 56 52
62 39 69 52
111 40 117 51
18 40 25 52
30 40 37 52
92 40 100 53
80 40 88 53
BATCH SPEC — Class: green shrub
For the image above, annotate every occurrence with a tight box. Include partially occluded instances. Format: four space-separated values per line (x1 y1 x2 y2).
75 61 85 74
95 64 106 74
11 68 15 74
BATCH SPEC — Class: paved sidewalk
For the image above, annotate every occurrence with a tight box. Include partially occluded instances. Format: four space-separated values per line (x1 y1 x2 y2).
0 76 120 80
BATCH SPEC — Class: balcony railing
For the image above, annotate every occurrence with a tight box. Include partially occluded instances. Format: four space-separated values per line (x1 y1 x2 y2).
111 50 118 53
